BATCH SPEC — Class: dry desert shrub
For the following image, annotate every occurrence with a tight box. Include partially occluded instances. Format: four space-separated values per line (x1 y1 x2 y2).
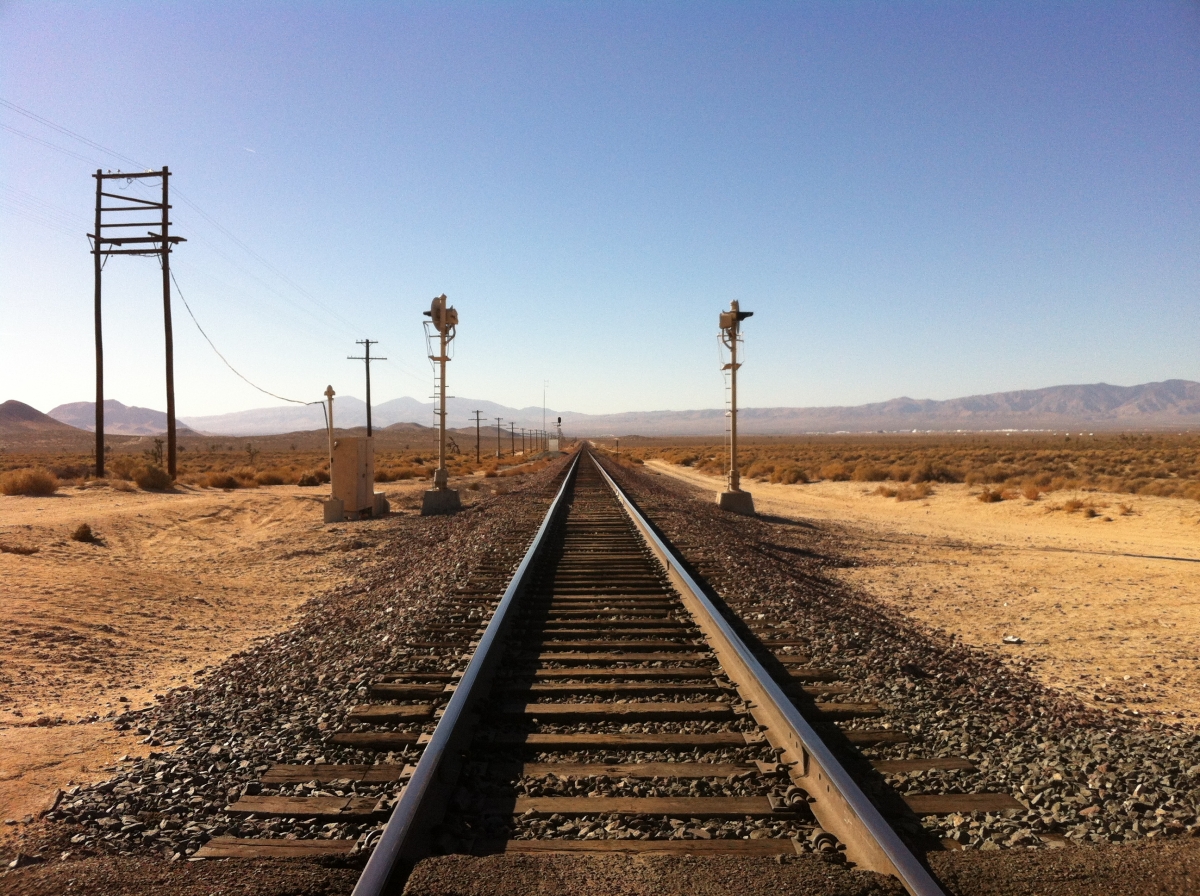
745 461 774 481
627 432 1200 502
852 462 887 482
106 455 138 480
1063 498 1085 513
297 469 330 486
820 462 851 481
254 471 286 486
70 523 98 543
1021 481 1042 501
770 465 808 484
1118 503 1135 515
1 467 59 496
875 483 932 501
134 464 173 491
204 472 242 489
978 487 1004 503
0 541 38 555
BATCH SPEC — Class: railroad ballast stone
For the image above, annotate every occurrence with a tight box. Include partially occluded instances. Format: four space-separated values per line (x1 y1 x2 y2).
595 455 1200 851
25 459 573 865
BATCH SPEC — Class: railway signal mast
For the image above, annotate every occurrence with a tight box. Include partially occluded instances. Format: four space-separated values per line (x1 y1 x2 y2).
421 295 461 515
717 300 755 515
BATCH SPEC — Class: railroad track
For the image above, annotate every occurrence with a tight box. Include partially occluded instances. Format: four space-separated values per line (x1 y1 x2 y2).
197 448 1023 894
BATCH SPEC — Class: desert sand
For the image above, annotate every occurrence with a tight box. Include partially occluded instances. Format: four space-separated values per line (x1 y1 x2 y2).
0 478 435 834
647 460 1200 723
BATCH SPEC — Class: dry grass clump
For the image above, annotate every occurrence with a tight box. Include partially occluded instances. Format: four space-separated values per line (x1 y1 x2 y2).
0 541 38 555
770 465 808 484
1 467 59 496
875 483 933 501
627 432 1200 503
203 472 244 490
820 462 850 481
297 469 330 487
977 487 1004 503
254 471 285 486
1063 498 1085 513
70 523 98 543
852 463 887 482
134 464 173 491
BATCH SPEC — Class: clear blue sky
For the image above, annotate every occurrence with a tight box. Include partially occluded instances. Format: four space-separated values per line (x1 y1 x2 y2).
2 2 1197 418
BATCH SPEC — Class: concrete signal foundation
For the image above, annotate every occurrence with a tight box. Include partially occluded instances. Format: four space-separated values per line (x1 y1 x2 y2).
717 490 756 515
421 488 461 515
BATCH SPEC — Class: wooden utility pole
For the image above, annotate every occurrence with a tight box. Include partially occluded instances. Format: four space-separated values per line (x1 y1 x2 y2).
90 167 185 478
161 168 177 479
93 172 104 476
509 421 515 456
472 410 482 462
495 417 503 458
348 339 386 436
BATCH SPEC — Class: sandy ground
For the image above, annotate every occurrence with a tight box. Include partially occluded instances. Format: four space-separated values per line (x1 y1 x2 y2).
0 477 444 838
647 461 1200 723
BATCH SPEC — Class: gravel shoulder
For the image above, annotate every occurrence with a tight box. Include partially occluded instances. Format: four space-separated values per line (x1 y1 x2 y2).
0 476 462 840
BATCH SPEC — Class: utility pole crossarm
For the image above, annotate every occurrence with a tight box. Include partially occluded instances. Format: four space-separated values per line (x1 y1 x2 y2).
91 166 183 480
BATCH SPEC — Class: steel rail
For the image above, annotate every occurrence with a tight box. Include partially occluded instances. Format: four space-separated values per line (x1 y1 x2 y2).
591 453 946 896
352 452 581 896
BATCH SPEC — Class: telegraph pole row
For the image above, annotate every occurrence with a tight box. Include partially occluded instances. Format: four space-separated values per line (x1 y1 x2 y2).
472 410 482 463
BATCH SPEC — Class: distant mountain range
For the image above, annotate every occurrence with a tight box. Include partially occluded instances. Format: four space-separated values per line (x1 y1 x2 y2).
48 400 195 436
19 379 1200 440
558 379 1200 435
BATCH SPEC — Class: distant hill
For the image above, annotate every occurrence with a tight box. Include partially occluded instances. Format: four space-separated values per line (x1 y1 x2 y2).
36 380 1200 441
0 400 82 435
49 400 195 436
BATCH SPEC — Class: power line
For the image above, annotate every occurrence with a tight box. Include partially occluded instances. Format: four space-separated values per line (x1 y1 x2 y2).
0 97 406 362
0 122 98 164
169 268 320 408
0 98 147 169
3 97 433 391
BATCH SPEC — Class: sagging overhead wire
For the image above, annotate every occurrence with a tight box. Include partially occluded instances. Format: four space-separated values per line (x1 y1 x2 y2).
3 97 431 387
3 100 379 350
168 267 320 409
